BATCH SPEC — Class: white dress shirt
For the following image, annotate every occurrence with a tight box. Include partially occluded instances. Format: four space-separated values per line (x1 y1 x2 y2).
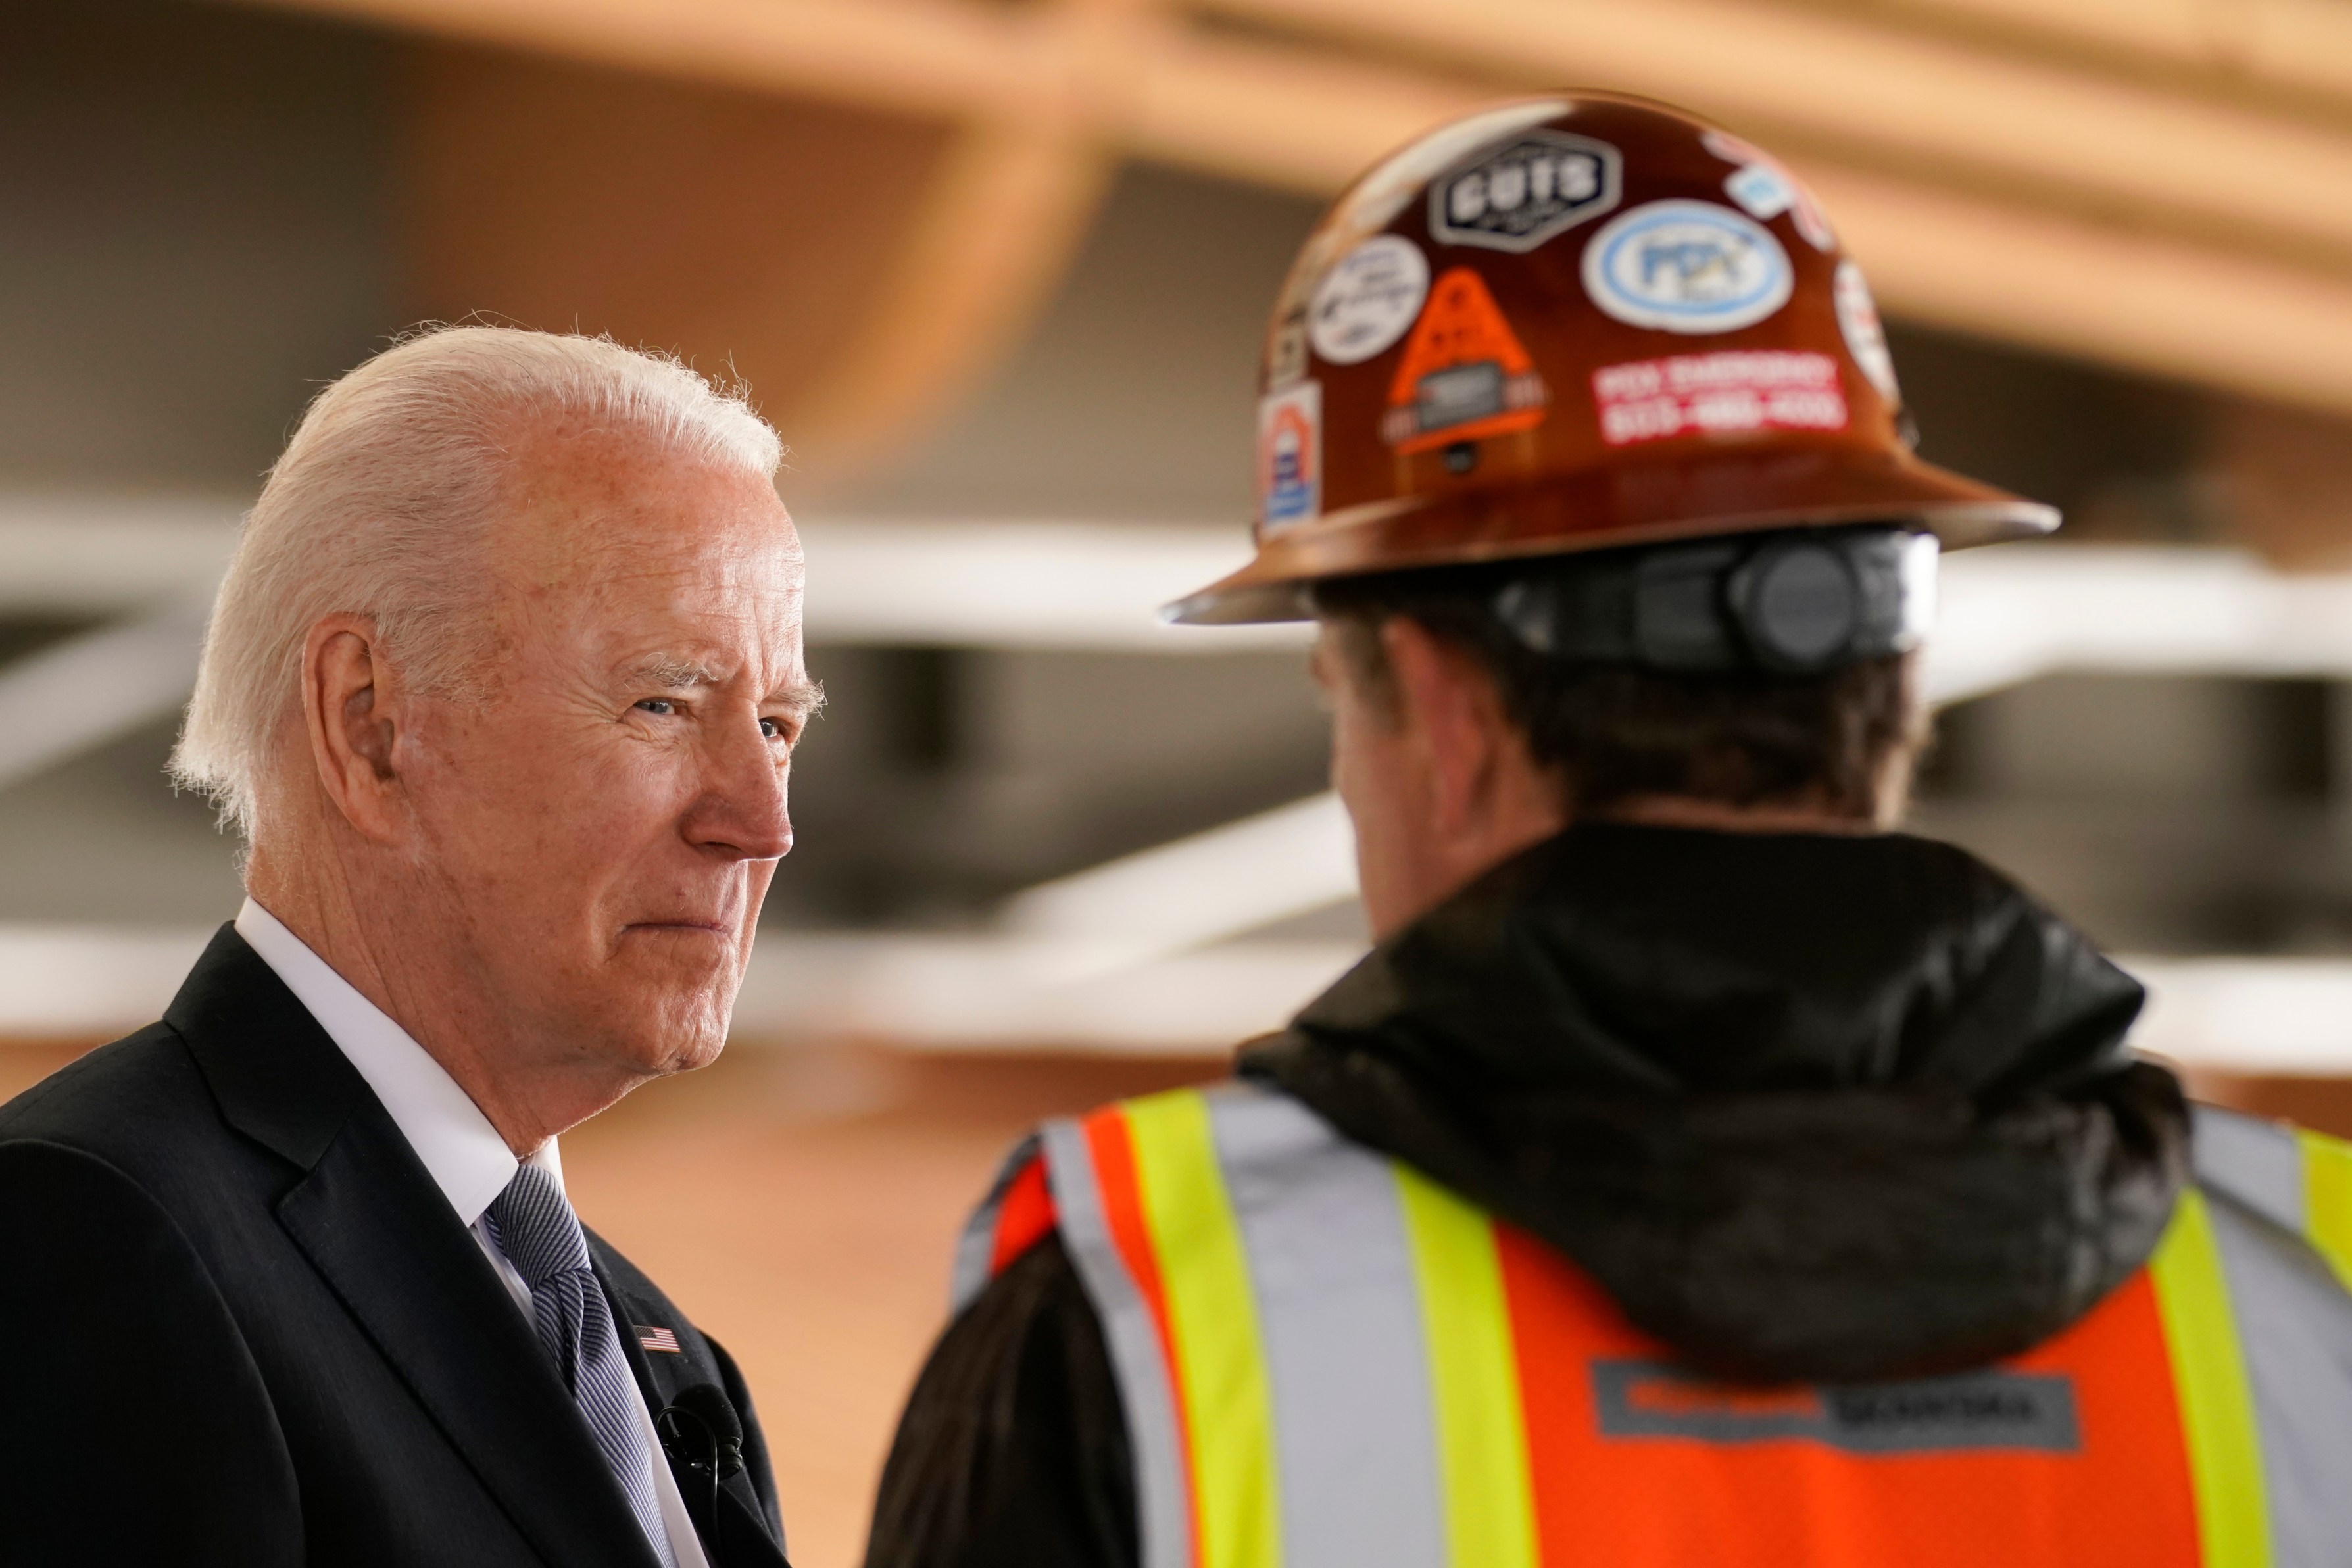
236 898 710 1568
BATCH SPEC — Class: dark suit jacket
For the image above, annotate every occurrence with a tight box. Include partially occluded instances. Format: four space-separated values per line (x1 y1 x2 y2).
0 926 789 1567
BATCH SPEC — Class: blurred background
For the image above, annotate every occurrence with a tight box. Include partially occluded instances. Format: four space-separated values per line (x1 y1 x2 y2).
7 0 2352 1559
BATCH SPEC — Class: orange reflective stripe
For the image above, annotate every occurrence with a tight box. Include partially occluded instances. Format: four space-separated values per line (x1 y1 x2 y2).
987 1155 1058 1276
1085 1106 1204 1567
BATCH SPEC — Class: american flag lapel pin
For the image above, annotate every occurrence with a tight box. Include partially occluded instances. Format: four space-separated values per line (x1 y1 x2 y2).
635 1325 683 1354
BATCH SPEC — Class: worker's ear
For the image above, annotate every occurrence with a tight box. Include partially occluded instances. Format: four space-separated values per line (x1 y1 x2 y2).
1379 616 1510 843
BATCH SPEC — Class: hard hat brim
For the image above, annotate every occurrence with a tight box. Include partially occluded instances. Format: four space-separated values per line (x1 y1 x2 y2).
1162 447 2057 626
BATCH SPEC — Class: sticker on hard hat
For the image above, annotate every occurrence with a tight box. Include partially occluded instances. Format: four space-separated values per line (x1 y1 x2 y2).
1315 100 1571 268
1591 351 1846 447
1834 260 1900 403
1427 130 1622 253
1702 128 1835 251
1580 200 1794 335
1723 164 1794 222
1308 236 1429 366
1381 268 1548 453
1258 381 1321 531
1267 306 1310 389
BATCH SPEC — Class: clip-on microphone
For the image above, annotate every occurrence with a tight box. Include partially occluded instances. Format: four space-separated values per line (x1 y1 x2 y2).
657 1383 748 1561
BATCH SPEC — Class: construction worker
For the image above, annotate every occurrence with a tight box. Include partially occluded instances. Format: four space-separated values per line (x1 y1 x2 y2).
864 93 2352 1568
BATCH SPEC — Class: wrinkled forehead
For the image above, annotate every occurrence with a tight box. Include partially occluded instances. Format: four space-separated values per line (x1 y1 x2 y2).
489 423 797 580
481 422 803 647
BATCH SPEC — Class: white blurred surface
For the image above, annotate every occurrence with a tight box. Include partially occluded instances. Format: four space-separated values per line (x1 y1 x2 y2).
0 601 212 791
0 924 214 1037
0 497 239 614
999 793 1356 974
1926 545 2352 703
16 512 2352 1066
798 519 1297 651
5 920 2352 1070
16 505 2352 679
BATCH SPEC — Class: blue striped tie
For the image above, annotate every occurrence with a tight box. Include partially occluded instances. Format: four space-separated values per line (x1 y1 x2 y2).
487 1164 677 1567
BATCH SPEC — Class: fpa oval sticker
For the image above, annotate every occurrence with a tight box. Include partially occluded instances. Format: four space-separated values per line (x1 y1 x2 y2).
1580 199 1793 335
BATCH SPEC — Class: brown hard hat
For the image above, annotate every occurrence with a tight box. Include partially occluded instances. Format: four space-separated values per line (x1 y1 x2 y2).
1167 92 2056 625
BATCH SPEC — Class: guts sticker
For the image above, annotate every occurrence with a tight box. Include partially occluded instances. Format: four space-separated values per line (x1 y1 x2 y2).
1429 130 1622 253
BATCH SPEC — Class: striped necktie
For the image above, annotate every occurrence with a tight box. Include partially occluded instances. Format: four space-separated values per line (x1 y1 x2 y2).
487 1164 678 1567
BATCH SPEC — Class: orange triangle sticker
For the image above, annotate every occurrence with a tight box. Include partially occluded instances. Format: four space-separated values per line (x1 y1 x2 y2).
1383 267 1548 454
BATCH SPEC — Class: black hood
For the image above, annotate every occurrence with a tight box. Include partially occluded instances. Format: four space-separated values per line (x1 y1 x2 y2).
1240 823 2188 1383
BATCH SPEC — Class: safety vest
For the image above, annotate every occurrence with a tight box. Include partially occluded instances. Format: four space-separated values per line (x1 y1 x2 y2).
955 1085 2352 1568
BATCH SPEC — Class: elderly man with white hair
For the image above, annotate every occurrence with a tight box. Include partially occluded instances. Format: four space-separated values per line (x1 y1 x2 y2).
0 327 814 1567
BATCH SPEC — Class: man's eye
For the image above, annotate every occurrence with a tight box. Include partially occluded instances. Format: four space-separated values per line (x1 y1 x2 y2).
635 699 676 716
758 717 783 740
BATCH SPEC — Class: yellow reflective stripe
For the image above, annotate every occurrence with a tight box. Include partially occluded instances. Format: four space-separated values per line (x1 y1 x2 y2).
1124 1091 1283 1568
1392 1164 1538 1568
2149 1188 2271 1568
2295 1128 2352 1294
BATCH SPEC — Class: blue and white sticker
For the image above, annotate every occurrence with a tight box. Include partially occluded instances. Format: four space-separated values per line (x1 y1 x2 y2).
1723 163 1795 222
1703 128 1834 251
1580 200 1794 335
1308 235 1429 366
1257 381 1321 531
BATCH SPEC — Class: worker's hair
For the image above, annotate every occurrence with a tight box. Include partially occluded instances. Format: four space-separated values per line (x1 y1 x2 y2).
1311 562 1923 821
172 325 783 838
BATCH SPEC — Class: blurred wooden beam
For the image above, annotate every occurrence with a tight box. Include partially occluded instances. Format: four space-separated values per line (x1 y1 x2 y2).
243 0 2352 421
401 48 956 450
2211 400 2352 570
783 0 1162 485
239 0 1477 192
1807 160 2352 416
787 119 1115 485
1865 0 2352 107
1212 0 2352 267
391 2 1177 489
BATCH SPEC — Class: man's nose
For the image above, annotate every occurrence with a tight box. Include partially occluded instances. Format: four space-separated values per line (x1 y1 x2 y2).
687 718 794 861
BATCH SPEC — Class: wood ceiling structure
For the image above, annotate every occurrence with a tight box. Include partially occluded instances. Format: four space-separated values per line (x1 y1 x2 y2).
236 0 2352 485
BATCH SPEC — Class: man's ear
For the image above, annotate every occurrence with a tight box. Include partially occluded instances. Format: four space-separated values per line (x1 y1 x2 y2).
1379 617 1506 841
299 614 408 843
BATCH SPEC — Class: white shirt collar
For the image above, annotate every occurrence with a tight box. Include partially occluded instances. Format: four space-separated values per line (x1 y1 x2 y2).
234 897 560 1226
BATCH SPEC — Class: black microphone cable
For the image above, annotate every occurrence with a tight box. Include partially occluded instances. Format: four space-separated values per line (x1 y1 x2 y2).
656 1383 748 1565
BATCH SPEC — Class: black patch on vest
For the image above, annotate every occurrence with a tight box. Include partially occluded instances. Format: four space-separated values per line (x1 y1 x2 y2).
1592 1358 2080 1454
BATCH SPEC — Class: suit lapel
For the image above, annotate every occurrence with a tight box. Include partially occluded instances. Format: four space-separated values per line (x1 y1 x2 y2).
280 1121 664 1568
599 1254 789 1567
604 1274 687 1411
172 927 663 1568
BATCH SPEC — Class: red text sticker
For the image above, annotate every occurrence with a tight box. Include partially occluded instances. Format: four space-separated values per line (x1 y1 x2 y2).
1591 350 1846 447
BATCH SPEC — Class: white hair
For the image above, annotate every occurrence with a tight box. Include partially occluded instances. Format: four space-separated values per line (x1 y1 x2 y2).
172 325 785 837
